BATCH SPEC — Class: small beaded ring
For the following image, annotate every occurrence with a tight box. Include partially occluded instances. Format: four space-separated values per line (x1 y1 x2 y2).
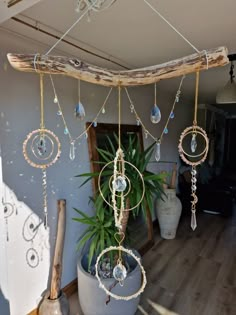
95 245 147 301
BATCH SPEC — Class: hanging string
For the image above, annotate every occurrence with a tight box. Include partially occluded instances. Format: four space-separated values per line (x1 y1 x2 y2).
118 85 121 149
143 0 200 53
78 79 81 103
39 74 45 130
193 71 200 126
154 82 157 104
45 1 96 55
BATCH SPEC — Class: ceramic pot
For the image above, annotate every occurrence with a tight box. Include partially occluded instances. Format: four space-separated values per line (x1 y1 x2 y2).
77 251 141 315
156 189 182 239
38 291 70 315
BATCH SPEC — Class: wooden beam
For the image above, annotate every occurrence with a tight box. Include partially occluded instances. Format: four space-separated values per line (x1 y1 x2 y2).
7 46 228 87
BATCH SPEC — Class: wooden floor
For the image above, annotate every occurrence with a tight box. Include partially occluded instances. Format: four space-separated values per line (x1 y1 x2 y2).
70 211 236 315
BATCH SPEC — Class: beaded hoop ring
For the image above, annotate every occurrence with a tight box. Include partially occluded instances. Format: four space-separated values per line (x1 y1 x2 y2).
95 245 147 301
178 124 209 230
23 129 61 168
98 160 145 212
178 125 209 166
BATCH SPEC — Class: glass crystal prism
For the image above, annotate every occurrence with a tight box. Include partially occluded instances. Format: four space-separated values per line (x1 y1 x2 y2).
164 127 168 134
191 134 197 153
155 142 161 162
37 137 47 156
75 102 86 120
191 212 197 230
69 141 75 160
112 176 127 192
150 104 161 124
113 263 127 282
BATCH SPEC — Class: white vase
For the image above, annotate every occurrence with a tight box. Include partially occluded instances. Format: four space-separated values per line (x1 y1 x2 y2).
156 189 182 239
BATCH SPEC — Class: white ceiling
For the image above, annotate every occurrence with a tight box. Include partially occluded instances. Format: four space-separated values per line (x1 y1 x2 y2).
1 0 236 109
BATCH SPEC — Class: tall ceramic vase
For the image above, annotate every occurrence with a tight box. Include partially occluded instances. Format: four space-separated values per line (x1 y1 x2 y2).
156 189 182 239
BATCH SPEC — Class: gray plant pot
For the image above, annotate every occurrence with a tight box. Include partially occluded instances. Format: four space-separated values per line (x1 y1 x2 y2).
77 251 141 315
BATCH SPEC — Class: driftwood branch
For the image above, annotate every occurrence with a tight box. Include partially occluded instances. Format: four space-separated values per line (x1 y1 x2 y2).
7 46 228 87
50 199 66 300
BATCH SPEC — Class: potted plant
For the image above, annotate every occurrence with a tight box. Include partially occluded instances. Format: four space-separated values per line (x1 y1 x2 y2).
73 135 164 315
73 197 142 315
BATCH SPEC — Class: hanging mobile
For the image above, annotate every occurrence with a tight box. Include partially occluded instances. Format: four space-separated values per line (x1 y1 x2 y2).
22 74 61 228
178 72 209 230
96 85 147 300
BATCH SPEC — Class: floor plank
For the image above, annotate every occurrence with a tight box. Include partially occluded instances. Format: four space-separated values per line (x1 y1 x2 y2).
69 211 236 315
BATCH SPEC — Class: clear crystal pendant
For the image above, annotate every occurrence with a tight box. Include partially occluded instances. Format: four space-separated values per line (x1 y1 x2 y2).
54 96 58 103
113 263 127 283
37 136 47 156
155 142 161 162
191 212 197 230
150 104 161 124
170 112 175 119
69 141 75 160
191 133 197 153
75 102 86 120
102 107 106 114
112 176 127 192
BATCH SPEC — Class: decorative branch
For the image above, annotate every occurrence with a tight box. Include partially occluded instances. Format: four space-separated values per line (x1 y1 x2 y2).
7 46 228 87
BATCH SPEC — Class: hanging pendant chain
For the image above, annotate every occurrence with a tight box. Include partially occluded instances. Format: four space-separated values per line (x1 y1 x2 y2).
154 82 157 104
49 74 113 143
193 71 200 127
125 75 185 144
78 79 81 103
118 85 122 149
40 74 45 130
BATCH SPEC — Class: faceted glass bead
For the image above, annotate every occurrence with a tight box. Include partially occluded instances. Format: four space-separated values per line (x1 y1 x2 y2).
37 137 47 156
170 112 175 119
155 142 161 162
150 104 161 124
64 128 69 135
191 133 197 153
136 119 140 126
93 121 97 127
191 212 197 230
113 263 127 282
164 127 168 134
54 96 58 103
176 96 179 103
191 169 197 176
75 102 86 120
112 176 127 192
102 107 106 114
57 110 62 116
69 141 75 160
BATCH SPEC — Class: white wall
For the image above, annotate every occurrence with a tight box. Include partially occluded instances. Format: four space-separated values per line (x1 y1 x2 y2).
0 28 193 315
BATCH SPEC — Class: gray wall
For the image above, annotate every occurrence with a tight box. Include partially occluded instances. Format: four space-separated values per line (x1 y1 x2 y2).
0 28 192 314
